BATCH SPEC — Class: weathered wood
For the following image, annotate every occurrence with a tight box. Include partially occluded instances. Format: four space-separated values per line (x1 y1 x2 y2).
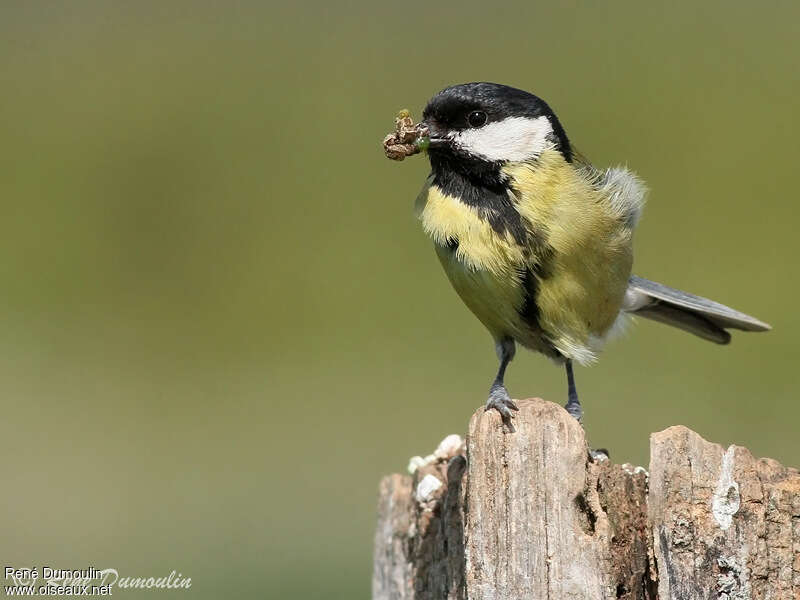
373 436 467 600
373 398 800 600
649 426 800 600
373 474 415 599
465 399 651 599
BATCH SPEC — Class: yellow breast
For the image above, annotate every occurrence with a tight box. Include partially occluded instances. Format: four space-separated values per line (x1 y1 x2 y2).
416 150 636 364
417 184 533 344
504 152 634 362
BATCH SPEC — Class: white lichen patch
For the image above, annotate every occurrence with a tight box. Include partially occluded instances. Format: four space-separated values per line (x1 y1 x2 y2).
415 474 442 504
407 454 437 474
621 463 649 478
712 446 741 531
717 555 750 600
407 434 464 474
434 434 463 460
407 456 427 474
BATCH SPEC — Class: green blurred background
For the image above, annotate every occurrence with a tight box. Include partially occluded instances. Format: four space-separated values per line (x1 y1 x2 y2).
0 1 797 598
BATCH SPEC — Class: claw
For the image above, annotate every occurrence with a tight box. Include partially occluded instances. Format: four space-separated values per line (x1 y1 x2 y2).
485 386 518 432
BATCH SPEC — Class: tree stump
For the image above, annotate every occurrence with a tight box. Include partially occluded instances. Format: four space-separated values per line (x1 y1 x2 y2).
372 398 800 600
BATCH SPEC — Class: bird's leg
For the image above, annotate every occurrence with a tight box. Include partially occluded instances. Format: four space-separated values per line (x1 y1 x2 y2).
563 360 608 461
564 359 583 422
485 338 519 431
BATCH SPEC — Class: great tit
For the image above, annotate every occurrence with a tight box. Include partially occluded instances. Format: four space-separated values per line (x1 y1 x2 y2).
406 82 770 430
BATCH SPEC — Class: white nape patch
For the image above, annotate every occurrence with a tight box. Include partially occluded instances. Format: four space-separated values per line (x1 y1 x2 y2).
712 446 740 530
452 116 553 162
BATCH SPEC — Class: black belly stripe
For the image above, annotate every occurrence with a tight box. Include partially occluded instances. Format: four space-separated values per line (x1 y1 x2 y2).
518 265 561 359
518 267 541 330
527 225 556 280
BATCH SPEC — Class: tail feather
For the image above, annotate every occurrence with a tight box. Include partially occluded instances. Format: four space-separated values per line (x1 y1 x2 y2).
623 276 771 344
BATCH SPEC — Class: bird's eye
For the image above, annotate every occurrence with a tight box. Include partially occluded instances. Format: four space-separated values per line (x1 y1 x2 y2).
467 110 488 128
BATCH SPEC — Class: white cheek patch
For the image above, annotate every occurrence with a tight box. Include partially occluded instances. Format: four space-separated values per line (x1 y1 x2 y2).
452 116 554 162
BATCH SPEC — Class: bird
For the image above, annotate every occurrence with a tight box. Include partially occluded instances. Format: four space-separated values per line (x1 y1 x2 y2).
403 82 770 431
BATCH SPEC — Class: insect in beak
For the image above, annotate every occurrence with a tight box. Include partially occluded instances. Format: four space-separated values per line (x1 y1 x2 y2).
417 122 449 149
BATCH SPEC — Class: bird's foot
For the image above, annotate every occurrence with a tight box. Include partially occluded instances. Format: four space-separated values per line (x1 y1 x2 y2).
564 399 583 423
485 385 519 432
589 448 610 463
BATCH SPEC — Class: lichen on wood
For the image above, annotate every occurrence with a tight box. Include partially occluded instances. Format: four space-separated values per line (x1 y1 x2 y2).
649 426 800 600
373 398 800 600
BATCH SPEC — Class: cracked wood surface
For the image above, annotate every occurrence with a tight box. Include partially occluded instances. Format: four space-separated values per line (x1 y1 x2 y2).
373 398 799 600
649 426 800 599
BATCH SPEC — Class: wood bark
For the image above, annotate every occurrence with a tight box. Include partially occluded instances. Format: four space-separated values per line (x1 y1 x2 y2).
372 398 799 600
649 426 800 599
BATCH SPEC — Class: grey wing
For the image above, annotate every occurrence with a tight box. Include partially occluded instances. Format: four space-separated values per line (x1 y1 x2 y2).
623 275 771 345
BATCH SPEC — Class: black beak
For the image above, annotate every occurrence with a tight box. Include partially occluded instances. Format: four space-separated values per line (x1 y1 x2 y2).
418 121 450 148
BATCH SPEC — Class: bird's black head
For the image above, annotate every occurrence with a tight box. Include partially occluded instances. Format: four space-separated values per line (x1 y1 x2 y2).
421 82 572 169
